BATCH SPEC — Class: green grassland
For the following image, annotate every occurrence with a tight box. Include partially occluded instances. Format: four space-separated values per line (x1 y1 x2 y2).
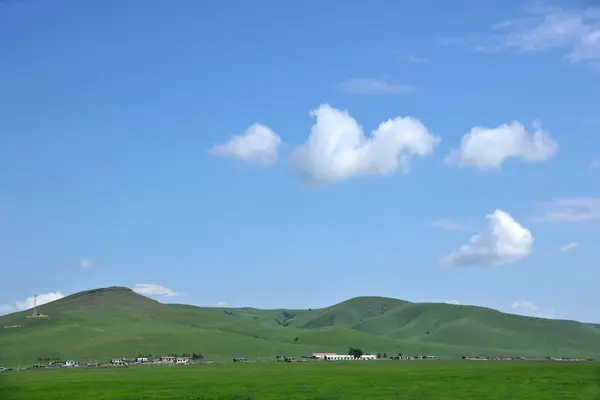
2 361 599 400
0 287 599 366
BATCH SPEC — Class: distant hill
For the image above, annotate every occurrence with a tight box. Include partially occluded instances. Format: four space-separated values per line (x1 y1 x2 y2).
0 287 599 366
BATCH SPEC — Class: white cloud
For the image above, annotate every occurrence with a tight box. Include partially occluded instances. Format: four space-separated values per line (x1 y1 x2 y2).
484 4 600 69
533 197 600 222
216 301 229 307
446 120 558 169
398 54 428 63
558 242 579 253
290 104 440 184
77 258 93 269
591 159 600 169
443 210 534 268
511 299 555 319
0 292 65 315
430 218 466 231
132 284 177 297
445 300 460 305
210 123 281 165
339 78 416 94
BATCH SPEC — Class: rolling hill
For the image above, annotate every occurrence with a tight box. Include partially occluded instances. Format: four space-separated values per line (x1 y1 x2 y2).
0 286 599 366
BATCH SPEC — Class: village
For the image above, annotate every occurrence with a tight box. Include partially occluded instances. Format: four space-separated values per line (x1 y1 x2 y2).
0 351 592 373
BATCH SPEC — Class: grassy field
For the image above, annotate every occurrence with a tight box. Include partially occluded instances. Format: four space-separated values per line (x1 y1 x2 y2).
1 361 599 400
1 287 599 367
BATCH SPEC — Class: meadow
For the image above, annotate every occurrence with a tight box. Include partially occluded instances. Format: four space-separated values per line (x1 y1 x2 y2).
1 361 599 400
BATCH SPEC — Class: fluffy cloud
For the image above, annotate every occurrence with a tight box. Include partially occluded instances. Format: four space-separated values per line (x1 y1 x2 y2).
339 78 416 94
210 123 281 165
0 292 65 315
290 104 440 184
77 258 93 269
445 300 460 305
446 120 558 169
430 218 466 231
491 4 600 68
533 197 600 222
511 299 555 319
443 210 533 268
558 242 579 253
132 284 177 297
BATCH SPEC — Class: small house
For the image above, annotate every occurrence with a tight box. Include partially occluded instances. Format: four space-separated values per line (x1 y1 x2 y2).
176 357 188 364
136 357 148 363
160 356 176 363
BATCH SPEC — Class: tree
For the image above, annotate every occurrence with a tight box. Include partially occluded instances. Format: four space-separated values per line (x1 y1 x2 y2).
383 352 388 359
398 352 403 357
349 348 363 358
376 353 382 359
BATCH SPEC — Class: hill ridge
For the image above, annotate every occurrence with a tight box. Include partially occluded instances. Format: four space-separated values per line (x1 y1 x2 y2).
0 286 598 365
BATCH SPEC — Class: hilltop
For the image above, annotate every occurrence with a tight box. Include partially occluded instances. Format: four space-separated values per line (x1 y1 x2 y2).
1 287 599 365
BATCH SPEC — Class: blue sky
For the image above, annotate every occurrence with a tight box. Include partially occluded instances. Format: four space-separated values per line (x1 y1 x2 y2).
1 0 599 322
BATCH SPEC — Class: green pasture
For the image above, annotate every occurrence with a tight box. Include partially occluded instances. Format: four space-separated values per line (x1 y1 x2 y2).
1 361 599 400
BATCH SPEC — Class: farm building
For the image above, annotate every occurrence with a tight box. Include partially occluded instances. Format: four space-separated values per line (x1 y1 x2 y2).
311 353 338 359
110 359 126 365
324 354 355 361
160 356 176 363
136 357 148 363
359 354 377 360
176 357 188 364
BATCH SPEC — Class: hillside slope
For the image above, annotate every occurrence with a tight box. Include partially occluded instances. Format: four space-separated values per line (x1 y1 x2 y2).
0 287 598 366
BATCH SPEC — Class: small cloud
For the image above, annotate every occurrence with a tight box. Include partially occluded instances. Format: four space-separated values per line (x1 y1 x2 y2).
0 292 65 315
442 210 533 268
591 159 600 169
77 258 93 269
132 284 177 297
289 104 439 184
338 78 416 95
210 123 281 165
445 300 460 305
580 119 600 126
465 4 600 70
511 299 555 319
216 301 229 307
532 197 600 222
558 242 579 253
430 218 465 231
446 120 558 169
398 54 428 63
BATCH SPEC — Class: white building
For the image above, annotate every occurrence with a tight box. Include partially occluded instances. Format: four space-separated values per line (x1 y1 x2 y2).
111 359 126 365
136 357 148 363
359 354 377 360
324 354 355 361
176 357 188 364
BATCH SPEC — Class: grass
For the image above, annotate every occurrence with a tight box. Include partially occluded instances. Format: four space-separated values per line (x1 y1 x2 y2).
1 361 599 399
0 287 599 367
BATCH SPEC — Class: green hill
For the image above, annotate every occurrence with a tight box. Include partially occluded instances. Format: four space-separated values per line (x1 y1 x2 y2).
0 287 598 366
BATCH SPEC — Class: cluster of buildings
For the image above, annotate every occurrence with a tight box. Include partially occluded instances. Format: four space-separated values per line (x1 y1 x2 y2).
111 356 190 365
461 355 591 362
